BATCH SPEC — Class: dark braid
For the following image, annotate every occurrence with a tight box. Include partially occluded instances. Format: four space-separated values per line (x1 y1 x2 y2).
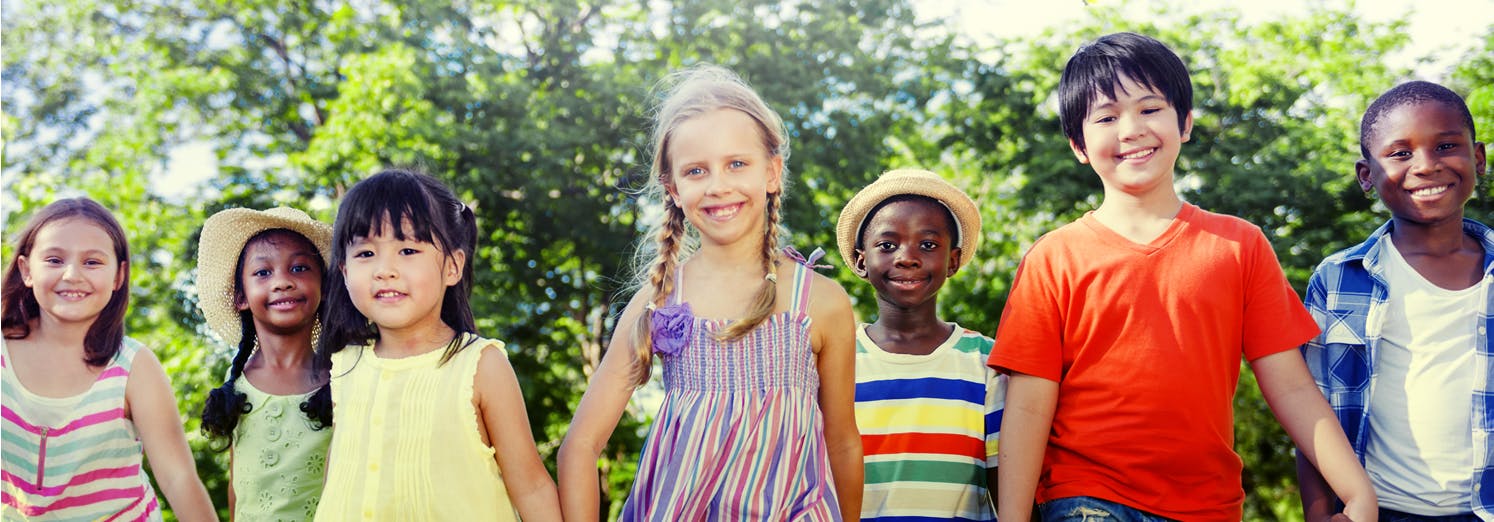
199 312 255 450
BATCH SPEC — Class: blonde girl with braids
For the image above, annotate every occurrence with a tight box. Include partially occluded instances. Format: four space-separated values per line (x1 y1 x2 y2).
559 64 862 521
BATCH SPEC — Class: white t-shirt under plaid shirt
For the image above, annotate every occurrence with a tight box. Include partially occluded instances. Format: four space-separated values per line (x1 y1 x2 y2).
854 323 1005 522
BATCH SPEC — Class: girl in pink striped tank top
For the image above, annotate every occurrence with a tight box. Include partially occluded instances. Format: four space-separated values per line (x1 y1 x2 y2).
558 65 863 521
1 198 216 521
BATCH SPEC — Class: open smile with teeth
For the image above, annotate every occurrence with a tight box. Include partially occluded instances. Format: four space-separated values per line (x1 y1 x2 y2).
1409 184 1450 198
887 277 927 290
1119 148 1155 161
375 290 405 300
55 290 90 300
703 202 743 220
267 297 305 310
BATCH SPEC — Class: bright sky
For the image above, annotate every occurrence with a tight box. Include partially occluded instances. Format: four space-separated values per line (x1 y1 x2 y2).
153 0 1494 200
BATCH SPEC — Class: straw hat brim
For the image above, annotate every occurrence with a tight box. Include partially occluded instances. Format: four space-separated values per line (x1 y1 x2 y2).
197 207 332 346
835 168 982 273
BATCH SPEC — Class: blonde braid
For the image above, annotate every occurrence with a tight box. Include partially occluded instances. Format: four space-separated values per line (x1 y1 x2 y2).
631 200 687 385
718 191 782 341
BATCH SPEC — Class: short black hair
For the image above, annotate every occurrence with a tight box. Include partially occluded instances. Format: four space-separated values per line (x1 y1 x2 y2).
1360 80 1477 159
1058 32 1193 151
857 194 959 252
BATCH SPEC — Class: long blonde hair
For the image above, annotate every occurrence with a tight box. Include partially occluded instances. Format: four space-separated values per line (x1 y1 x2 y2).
628 64 790 385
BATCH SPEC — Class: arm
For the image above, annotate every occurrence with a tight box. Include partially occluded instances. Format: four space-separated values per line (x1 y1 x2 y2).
997 372 1057 522
1297 450 1338 522
557 291 648 522
475 347 562 521
126 348 219 521
986 467 999 513
227 452 236 518
810 276 862 519
1252 351 1376 522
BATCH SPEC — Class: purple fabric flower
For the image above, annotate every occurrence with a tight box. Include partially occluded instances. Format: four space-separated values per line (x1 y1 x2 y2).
650 302 694 356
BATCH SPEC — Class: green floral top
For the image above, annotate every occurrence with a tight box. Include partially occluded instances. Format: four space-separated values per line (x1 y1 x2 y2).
231 377 331 521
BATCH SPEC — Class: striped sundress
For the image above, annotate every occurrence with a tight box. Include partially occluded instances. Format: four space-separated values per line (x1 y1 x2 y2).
1 338 162 521
621 259 840 521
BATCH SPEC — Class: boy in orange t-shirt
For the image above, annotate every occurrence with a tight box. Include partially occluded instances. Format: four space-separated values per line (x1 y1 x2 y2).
987 32 1377 522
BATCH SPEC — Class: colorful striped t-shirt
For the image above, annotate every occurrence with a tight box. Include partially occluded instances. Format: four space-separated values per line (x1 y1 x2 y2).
2 337 162 521
855 323 1004 522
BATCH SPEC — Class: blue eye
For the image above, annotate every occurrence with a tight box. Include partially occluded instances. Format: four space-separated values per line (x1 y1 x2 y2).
730 160 746 168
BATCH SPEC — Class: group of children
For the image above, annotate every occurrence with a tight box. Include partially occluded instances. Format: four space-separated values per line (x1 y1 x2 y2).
0 30 1486 522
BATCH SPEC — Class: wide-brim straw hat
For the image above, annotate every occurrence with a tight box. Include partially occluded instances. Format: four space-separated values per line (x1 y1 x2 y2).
835 168 982 272
197 207 332 346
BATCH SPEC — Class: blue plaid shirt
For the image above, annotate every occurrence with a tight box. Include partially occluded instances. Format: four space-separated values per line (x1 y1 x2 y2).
1301 218 1494 519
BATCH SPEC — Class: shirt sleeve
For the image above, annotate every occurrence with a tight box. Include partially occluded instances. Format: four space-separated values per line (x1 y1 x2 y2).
988 237 1066 382
1241 227 1321 362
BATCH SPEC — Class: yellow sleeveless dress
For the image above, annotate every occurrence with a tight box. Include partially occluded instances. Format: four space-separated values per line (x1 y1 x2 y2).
315 336 518 521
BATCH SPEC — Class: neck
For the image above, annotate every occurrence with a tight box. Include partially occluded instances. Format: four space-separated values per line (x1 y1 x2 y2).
1096 187 1183 221
31 315 93 356
1389 216 1475 257
375 320 458 358
253 328 316 369
692 239 772 277
873 299 944 336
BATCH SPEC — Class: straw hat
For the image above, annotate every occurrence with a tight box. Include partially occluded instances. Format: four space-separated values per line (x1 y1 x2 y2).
197 207 332 346
835 168 982 271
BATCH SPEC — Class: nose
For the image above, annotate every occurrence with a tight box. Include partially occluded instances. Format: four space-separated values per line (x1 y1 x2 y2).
60 262 84 282
374 258 397 280
271 271 296 291
1409 149 1440 176
1118 114 1146 141
893 247 920 268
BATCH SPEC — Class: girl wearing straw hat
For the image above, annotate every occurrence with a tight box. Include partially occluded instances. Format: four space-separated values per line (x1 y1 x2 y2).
196 206 333 520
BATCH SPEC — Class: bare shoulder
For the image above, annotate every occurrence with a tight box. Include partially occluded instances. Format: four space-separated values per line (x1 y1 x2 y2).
807 270 853 315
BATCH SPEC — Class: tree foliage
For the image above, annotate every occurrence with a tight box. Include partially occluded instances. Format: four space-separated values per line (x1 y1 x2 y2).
3 1 1491 520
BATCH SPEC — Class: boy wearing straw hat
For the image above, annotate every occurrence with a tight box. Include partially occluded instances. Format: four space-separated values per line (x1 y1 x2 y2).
837 168 1005 521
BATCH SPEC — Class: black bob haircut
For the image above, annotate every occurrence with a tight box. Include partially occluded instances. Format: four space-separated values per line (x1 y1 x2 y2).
1058 32 1193 152
1360 80 1477 160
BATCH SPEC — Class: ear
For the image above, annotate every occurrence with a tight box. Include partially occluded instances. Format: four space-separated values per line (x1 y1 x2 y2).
113 261 127 291
851 249 869 279
767 155 785 194
443 250 466 287
1475 141 1487 180
234 288 250 311
947 247 963 276
1180 111 1194 143
17 255 32 287
1068 139 1090 164
1355 159 1375 193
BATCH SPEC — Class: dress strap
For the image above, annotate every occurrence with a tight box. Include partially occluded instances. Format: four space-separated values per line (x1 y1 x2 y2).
671 263 685 305
782 246 827 317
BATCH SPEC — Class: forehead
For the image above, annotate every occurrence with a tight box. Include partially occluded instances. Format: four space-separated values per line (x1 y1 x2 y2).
1370 101 1472 142
33 218 116 253
1088 74 1164 107
669 109 766 161
244 230 319 256
865 198 953 231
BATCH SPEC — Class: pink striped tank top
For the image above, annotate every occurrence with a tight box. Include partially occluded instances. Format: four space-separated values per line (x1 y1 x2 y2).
621 258 840 521
2 338 162 521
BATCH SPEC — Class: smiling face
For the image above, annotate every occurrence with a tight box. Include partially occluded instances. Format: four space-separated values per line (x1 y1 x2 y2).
1358 100 1486 229
235 230 324 337
853 198 961 313
341 217 463 338
18 218 126 328
1069 73 1193 199
666 108 783 250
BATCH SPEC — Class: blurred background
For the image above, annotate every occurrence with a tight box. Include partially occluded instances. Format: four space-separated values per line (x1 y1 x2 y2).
3 0 1492 519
